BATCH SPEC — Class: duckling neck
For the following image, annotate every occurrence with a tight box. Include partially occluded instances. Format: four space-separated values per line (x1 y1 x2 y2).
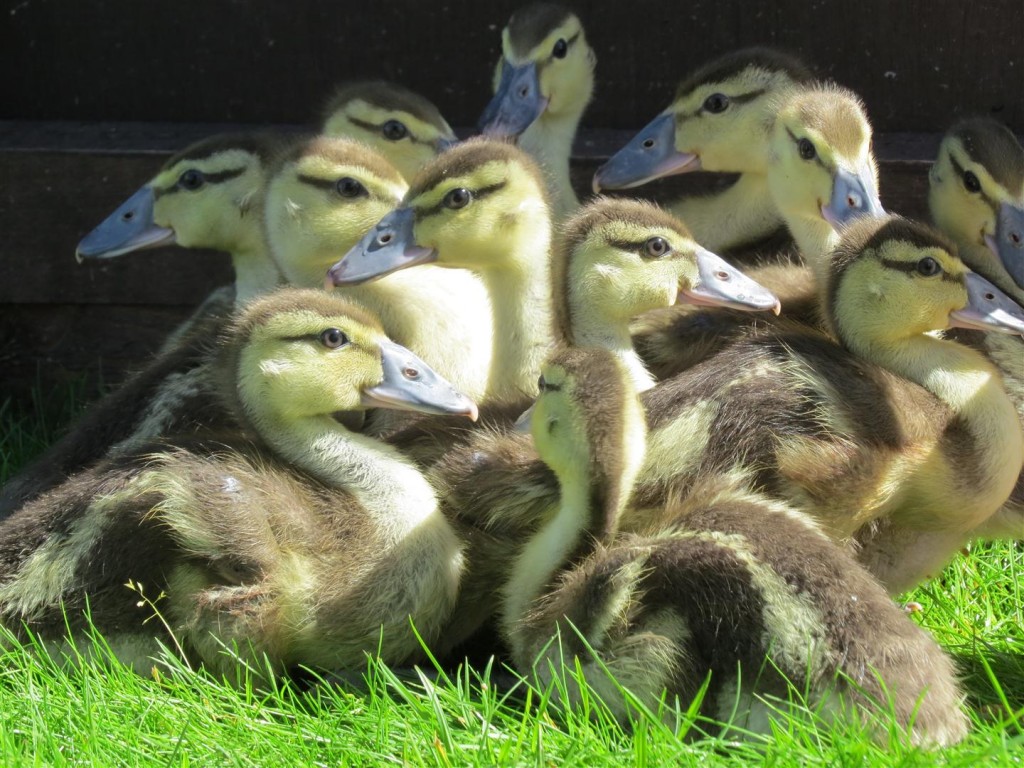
564 320 656 393
786 215 841 286
480 233 554 399
232 240 284 304
520 115 579 220
502 464 616 634
669 174 783 252
251 411 442 536
851 334 1022 466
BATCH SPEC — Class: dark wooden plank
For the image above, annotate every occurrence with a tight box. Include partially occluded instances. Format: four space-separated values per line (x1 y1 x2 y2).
0 151 234 305
3 1 1021 133
0 303 198 403
0 129 941 306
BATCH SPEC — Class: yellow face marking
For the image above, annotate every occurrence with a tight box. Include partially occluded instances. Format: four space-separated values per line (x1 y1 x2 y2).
147 149 265 250
238 311 386 421
323 100 455 182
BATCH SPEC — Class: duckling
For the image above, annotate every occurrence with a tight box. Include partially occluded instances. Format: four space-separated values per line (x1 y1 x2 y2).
321 80 458 182
593 48 814 254
489 305 966 746
500 347 646 672
551 197 780 392
0 289 477 678
264 136 494 406
912 117 1024 541
632 83 884 379
402 200 778 654
329 138 554 402
76 132 284 303
637 216 1024 592
519 476 969 746
477 4 595 220
0 134 282 519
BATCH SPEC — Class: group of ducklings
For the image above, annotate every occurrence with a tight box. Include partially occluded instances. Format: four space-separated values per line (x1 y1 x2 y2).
2 2 1023 749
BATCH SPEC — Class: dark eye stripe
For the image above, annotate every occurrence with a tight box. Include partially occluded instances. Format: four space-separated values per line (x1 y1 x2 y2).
153 166 246 199
676 88 768 123
345 116 436 148
604 237 677 258
535 31 581 77
695 88 766 116
947 152 1001 213
295 173 393 203
784 127 828 171
880 257 960 283
414 180 508 221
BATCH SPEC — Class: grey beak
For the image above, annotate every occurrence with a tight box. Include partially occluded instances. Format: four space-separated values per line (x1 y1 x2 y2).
949 272 1024 335
362 339 479 420
821 165 886 231
326 207 436 287
592 113 700 193
989 202 1024 290
75 185 175 262
477 60 547 138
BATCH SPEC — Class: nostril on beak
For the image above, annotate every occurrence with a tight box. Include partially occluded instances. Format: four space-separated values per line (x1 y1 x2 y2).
517 86 529 98
847 194 861 209
715 270 730 281
642 138 655 149
122 211 134 221
1012 232 1022 245
403 367 420 379
378 233 393 245
985 292 996 301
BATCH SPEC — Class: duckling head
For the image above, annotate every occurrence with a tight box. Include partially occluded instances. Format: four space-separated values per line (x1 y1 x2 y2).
263 137 408 288
321 80 458 183
477 4 595 139
929 117 1024 301
553 197 781 342
530 347 646 520
593 48 812 192
225 288 477 426
327 138 551 285
767 84 884 239
77 133 277 262
827 217 1024 350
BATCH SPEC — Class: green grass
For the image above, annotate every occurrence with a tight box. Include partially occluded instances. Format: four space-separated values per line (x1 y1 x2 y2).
1 387 1022 766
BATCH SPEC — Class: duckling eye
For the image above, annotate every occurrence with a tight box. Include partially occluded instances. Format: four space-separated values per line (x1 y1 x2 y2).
179 169 205 191
336 177 366 198
552 38 568 58
797 138 817 161
537 374 561 392
962 170 981 194
382 120 408 141
703 93 730 114
319 328 349 348
643 236 671 258
443 187 473 209
916 256 942 277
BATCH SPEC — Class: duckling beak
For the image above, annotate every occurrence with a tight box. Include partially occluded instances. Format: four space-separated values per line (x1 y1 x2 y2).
435 135 460 153
949 272 1024 335
592 113 700 193
513 401 536 433
362 339 479 420
325 208 436 286
75 185 176 262
677 248 782 314
985 202 1024 290
820 165 885 231
478 60 548 138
